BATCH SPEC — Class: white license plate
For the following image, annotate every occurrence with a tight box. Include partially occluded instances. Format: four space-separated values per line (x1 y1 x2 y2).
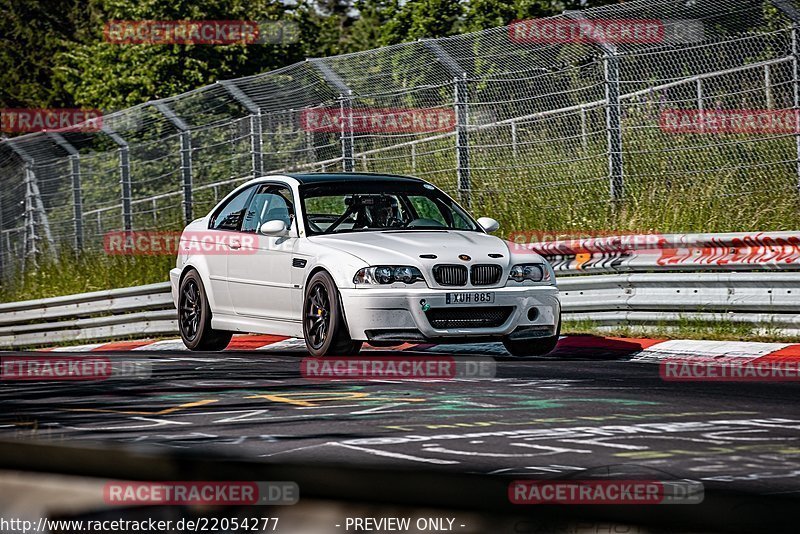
445 292 495 305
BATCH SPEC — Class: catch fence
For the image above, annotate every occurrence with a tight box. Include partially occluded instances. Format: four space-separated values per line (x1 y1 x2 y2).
2 0 800 278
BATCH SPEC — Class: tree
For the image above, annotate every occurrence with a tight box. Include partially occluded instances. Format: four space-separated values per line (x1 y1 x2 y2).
380 0 465 45
344 0 400 53
0 0 90 107
53 0 302 110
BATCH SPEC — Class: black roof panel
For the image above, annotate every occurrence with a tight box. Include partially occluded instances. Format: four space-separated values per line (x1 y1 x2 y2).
283 172 424 184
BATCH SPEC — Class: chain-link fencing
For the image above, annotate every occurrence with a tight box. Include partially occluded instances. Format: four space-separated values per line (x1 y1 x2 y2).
1 0 799 279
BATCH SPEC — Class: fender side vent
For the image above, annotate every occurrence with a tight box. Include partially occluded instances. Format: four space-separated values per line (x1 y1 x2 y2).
292 258 307 268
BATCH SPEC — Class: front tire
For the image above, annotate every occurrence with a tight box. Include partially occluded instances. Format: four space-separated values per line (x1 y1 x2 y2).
178 270 232 351
303 271 362 357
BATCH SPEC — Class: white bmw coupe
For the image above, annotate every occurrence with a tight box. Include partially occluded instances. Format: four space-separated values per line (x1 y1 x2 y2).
170 173 561 356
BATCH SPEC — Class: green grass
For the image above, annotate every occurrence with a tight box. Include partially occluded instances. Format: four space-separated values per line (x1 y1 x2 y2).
0 250 174 302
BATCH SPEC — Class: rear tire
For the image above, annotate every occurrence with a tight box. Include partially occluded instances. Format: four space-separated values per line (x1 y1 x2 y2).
502 322 561 357
178 270 232 351
303 271 362 357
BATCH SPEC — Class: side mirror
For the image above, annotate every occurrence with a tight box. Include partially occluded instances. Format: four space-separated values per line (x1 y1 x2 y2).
477 217 500 233
259 219 288 236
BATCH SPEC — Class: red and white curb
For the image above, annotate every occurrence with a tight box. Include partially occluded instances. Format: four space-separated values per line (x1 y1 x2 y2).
33 335 800 364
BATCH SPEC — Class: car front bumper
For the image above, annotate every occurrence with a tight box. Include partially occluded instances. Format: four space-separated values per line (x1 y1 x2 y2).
339 285 560 342
169 267 181 308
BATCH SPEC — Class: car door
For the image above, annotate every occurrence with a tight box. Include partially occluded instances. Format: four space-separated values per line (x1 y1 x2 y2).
227 182 300 321
192 184 257 315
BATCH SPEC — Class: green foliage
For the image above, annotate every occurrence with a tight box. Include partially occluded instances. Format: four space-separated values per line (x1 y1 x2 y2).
1 1 623 109
0 249 174 302
55 0 301 110
0 0 91 107
380 0 465 45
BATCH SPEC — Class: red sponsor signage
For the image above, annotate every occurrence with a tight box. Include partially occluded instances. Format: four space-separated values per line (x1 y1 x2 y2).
1 108 103 133
103 231 260 255
660 109 800 134
300 108 456 133
509 19 665 44
104 20 261 45
660 358 800 382
509 479 703 504
656 235 800 268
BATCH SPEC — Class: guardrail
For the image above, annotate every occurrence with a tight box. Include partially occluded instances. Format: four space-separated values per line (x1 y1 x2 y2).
0 232 798 348
520 231 800 273
0 282 176 348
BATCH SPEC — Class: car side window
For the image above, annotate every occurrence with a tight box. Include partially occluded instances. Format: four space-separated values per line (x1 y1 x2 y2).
409 195 472 229
210 186 255 231
409 196 447 225
241 184 295 233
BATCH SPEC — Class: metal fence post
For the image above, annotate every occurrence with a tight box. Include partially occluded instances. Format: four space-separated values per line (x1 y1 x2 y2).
308 58 354 173
580 107 588 153
771 0 800 192
794 23 800 193
23 163 37 262
454 73 472 209
154 102 193 223
251 111 264 177
219 80 263 178
0 193 4 278
604 45 624 202
564 11 623 202
120 145 133 232
340 91 355 172
511 121 518 159
422 39 471 208
70 155 83 249
179 131 193 222
101 126 132 234
7 141 54 265
696 78 704 112
47 132 83 250
764 64 774 109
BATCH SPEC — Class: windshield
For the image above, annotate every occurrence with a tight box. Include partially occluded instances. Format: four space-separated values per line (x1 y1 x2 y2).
300 180 480 235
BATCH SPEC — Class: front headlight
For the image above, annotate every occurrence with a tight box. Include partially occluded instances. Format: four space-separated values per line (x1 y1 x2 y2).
508 262 555 284
354 266 425 285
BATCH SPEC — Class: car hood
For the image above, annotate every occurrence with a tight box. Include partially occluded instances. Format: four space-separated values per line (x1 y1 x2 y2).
307 230 514 267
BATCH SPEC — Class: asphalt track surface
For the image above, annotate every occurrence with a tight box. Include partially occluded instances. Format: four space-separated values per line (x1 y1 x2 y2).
2 341 799 503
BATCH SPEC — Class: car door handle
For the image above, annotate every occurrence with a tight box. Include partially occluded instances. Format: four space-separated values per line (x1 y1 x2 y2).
228 242 241 250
